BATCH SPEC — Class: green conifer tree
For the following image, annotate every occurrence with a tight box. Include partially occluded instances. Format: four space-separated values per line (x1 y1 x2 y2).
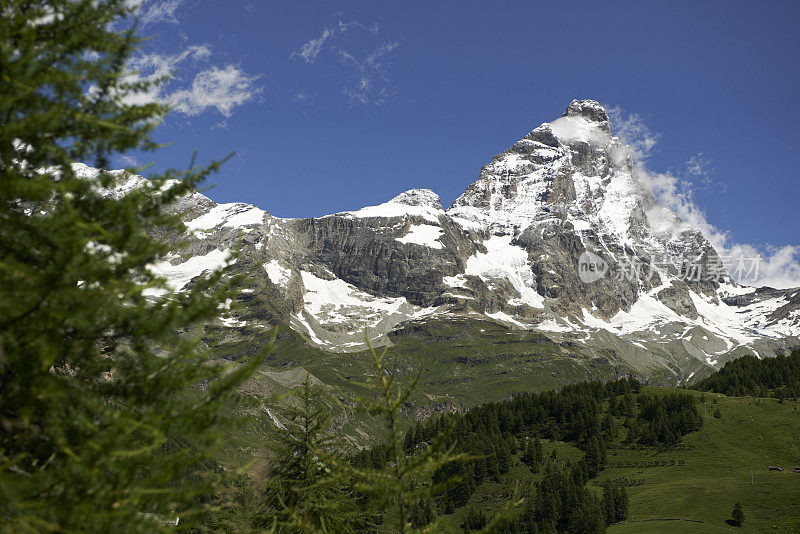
260 377 368 533
348 338 466 533
0 1 267 531
730 501 744 527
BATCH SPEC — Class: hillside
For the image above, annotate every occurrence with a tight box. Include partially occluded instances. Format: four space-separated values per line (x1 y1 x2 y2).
603 389 800 533
216 350 800 533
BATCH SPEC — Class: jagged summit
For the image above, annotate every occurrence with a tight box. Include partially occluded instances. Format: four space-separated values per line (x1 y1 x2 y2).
335 187 444 223
447 98 623 234
561 99 610 131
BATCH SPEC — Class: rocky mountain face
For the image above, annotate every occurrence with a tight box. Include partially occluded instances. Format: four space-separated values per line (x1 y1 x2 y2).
133 100 799 383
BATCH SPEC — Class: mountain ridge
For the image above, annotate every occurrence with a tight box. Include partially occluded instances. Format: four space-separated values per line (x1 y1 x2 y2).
110 99 800 383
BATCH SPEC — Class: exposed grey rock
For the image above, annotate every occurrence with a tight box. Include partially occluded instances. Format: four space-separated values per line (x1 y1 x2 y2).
133 100 799 379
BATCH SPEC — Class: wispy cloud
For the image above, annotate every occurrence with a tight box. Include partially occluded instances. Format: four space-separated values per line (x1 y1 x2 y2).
169 65 262 117
608 107 800 289
138 0 183 27
337 40 399 105
117 154 141 168
290 27 334 63
290 19 399 105
606 107 661 160
338 20 378 34
683 152 717 190
119 1 261 120
126 0 184 28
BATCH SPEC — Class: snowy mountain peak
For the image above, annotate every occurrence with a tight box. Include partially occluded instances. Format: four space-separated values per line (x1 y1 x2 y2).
390 188 443 210
562 99 610 132
337 188 444 223
447 99 623 233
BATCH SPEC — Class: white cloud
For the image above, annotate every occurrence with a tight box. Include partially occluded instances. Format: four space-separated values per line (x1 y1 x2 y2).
169 65 262 117
607 106 661 161
118 155 140 168
289 19 382 64
123 45 260 118
684 152 716 189
337 40 399 105
610 108 800 289
290 27 334 63
365 41 398 68
121 45 209 107
338 20 378 34
116 2 262 120
548 115 611 146
137 0 184 27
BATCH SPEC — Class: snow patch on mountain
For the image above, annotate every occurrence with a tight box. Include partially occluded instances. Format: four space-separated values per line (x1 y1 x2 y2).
187 202 265 235
597 168 642 244
146 248 232 295
396 223 444 249
128 99 799 374
486 310 528 328
465 235 544 309
299 270 408 329
263 259 292 287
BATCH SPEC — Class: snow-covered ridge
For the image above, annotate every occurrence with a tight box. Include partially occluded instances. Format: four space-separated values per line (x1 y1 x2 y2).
187 202 266 235
72 101 799 375
335 189 445 224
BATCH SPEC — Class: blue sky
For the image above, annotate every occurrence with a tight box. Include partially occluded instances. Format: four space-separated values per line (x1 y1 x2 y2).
125 0 800 286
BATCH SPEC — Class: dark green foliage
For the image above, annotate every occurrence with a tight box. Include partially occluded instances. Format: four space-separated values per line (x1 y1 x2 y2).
398 379 698 510
0 1 266 531
260 377 368 533
527 464 605 533
408 497 436 529
228 373 702 532
634 393 703 446
462 506 488 531
348 340 465 533
730 501 744 527
600 483 628 524
354 378 701 530
521 438 544 473
694 349 800 398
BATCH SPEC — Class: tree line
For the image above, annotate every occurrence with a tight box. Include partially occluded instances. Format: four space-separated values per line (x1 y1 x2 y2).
693 349 800 398
346 377 701 531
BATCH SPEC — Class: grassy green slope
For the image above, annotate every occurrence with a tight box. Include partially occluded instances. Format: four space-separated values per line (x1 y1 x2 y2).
428 389 800 532
300 318 640 408
206 316 800 531
602 389 800 533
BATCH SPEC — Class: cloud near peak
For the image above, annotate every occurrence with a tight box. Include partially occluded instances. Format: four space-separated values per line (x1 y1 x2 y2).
608 107 800 289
